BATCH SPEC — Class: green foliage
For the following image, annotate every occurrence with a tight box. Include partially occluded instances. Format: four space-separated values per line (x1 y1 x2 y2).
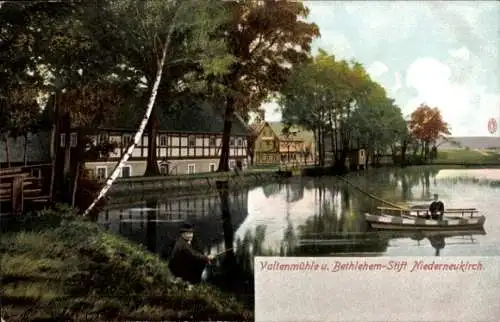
1 218 252 321
280 48 408 166
89 0 233 94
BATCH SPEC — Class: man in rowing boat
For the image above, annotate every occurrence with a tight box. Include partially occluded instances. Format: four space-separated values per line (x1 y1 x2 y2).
429 194 445 220
168 223 214 285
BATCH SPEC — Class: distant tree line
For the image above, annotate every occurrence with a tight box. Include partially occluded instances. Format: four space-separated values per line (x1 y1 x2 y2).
279 50 450 169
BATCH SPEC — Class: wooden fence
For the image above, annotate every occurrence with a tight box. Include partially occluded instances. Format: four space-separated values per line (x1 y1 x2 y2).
0 163 52 215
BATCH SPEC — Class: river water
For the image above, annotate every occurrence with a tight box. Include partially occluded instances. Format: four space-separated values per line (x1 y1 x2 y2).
97 166 500 302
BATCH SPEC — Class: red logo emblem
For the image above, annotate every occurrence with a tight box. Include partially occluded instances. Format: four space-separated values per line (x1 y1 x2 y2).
488 118 497 134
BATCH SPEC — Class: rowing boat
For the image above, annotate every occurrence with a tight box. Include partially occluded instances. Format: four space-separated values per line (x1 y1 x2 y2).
365 206 486 231
365 213 485 230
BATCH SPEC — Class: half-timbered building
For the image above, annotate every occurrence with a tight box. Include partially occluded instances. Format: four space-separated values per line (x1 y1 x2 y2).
78 103 251 179
252 121 316 166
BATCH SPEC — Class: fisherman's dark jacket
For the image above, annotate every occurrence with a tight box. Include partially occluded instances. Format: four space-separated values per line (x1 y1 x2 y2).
168 237 209 284
429 201 445 214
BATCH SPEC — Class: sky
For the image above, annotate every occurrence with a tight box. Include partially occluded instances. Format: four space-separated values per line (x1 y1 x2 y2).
260 1 500 137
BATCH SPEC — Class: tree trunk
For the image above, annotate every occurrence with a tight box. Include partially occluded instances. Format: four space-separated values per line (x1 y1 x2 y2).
218 96 234 172
2 135 10 167
321 126 326 166
71 161 80 208
401 140 408 165
312 129 317 165
49 91 59 201
23 134 29 166
144 110 160 176
329 125 335 165
317 127 323 166
83 37 170 217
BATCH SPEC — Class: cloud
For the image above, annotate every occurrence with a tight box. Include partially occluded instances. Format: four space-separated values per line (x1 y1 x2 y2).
367 61 389 79
261 101 281 122
448 46 471 61
257 1 500 136
392 72 403 93
404 55 500 136
316 30 353 60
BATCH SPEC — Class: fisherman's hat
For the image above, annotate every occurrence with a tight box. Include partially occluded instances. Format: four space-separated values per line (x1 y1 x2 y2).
180 222 194 233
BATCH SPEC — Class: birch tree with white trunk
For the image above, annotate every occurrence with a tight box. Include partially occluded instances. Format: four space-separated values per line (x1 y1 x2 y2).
83 39 169 216
83 0 233 216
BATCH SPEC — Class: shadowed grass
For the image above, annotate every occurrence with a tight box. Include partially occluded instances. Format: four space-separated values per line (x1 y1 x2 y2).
1 207 252 321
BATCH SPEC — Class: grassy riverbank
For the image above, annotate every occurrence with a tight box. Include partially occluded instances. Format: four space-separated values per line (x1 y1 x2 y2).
433 149 500 165
0 207 252 321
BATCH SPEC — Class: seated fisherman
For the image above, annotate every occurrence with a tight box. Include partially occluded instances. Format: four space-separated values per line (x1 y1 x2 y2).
168 223 213 285
429 194 445 220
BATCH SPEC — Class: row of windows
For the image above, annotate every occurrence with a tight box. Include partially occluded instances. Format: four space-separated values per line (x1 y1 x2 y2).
61 133 246 149
95 160 245 179
96 162 220 179
60 133 78 148
259 153 300 162
62 133 247 150
98 133 244 148
95 165 132 180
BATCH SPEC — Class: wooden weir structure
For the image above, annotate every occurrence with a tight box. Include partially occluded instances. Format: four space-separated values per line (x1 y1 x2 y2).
0 164 52 215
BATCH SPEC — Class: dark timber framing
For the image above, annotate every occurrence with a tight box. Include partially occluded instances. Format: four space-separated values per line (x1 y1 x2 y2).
77 127 248 163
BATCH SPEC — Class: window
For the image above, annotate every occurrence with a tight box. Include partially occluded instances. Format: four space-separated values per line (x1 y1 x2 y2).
160 164 169 175
60 133 66 147
98 132 108 144
187 164 196 174
237 138 243 146
121 166 132 178
188 135 196 147
229 160 235 169
229 138 235 146
96 167 107 180
209 136 216 147
159 135 167 147
122 134 132 147
70 132 78 147
209 163 216 172
31 168 41 178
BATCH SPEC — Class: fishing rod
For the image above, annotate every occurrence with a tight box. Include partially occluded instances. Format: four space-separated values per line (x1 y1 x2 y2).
212 247 233 257
334 174 411 211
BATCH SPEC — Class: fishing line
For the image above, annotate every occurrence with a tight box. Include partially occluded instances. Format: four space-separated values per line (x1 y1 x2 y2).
334 174 410 211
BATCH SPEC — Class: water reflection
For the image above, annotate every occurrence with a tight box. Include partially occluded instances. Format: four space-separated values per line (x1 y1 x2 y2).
428 235 445 256
96 166 499 306
97 166 496 261
99 189 250 257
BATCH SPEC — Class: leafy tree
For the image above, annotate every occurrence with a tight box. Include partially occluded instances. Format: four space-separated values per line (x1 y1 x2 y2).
408 104 450 160
0 85 42 166
280 50 331 166
281 49 406 169
350 82 407 166
213 0 320 171
82 0 233 215
85 0 233 176
280 50 368 167
1 0 126 200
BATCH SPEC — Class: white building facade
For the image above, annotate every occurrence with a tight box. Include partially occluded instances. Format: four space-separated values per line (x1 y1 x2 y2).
83 129 249 179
